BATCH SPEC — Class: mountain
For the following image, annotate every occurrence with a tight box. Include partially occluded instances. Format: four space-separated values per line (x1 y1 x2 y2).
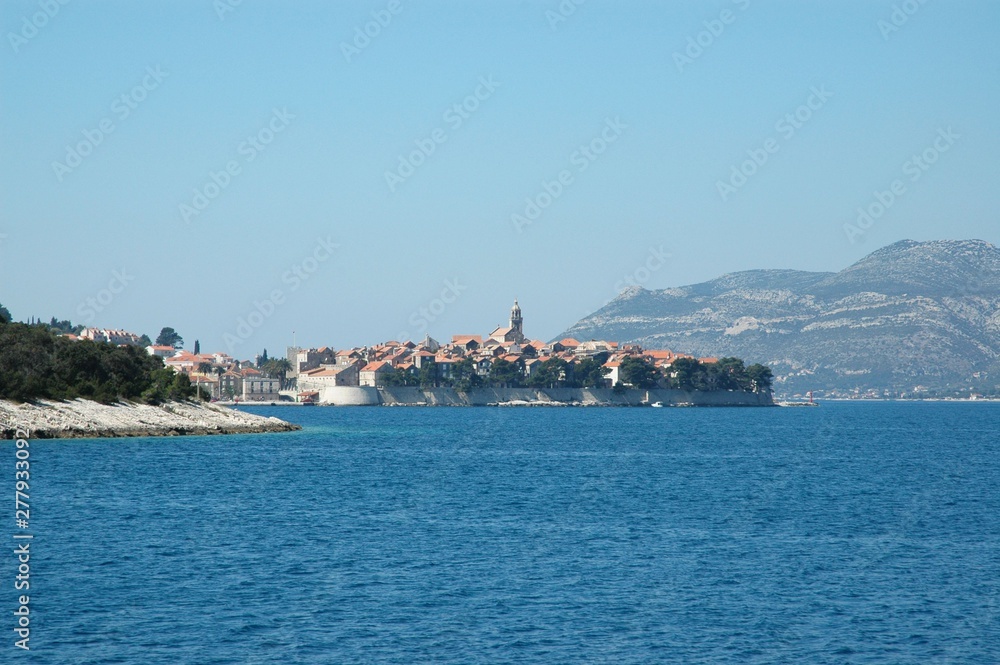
559 240 1000 396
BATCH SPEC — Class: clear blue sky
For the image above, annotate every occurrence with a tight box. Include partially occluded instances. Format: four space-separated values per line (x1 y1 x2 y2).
2 0 998 356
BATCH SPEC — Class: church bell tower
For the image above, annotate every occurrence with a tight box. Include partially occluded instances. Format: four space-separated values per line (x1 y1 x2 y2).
510 299 524 342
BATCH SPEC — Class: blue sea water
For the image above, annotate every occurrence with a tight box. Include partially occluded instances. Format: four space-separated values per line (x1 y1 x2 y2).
6 402 1000 664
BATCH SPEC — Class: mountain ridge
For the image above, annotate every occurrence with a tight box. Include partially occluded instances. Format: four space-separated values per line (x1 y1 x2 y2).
560 240 1000 395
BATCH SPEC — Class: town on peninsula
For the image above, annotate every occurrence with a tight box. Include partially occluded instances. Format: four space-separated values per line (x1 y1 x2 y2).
0 299 774 423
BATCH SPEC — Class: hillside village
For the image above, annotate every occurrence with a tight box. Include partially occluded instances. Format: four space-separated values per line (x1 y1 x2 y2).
64 301 770 404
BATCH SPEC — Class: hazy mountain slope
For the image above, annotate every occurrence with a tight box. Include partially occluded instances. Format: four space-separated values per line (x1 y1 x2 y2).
560 240 1000 395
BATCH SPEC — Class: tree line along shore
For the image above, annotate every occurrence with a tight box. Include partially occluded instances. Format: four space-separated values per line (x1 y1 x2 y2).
0 319 203 405
0 316 299 438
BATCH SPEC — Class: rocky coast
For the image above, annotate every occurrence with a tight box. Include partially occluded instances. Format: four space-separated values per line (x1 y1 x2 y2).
0 399 300 439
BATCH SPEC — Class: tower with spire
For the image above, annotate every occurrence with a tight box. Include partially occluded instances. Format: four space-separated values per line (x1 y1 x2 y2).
510 299 524 342
489 299 527 344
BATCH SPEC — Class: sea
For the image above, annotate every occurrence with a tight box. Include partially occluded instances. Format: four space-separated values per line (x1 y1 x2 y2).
9 401 1000 664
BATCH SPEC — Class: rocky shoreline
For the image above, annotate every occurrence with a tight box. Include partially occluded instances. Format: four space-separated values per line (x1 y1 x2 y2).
0 399 301 439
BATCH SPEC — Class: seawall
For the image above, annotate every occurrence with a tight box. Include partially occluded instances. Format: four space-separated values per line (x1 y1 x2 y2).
315 386 773 407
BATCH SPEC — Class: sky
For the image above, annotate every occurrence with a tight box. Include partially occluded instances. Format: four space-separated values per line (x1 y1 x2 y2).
1 0 998 357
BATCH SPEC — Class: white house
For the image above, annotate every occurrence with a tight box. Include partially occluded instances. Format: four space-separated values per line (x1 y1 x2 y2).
146 345 176 359
603 360 621 387
81 328 142 345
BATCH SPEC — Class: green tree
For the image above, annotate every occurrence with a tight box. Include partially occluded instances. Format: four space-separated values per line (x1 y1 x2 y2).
193 339 201 355
619 356 660 389
452 358 482 392
417 362 438 388
261 358 293 388
713 357 749 391
382 367 418 386
138 334 153 347
155 327 183 348
528 357 568 388
46 317 83 334
746 364 774 392
0 303 11 324
570 354 611 388
488 358 523 387
668 357 703 390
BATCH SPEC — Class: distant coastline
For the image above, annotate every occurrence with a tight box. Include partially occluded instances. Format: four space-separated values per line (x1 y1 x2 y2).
809 397 1000 403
